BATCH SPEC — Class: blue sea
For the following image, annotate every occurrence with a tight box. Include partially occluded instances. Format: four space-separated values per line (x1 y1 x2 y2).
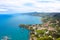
0 14 42 40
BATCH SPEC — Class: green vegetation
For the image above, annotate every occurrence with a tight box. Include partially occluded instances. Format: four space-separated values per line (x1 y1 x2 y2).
37 36 53 40
36 30 45 34
56 38 60 40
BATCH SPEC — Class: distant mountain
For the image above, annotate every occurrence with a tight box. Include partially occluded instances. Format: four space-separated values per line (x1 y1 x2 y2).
53 13 60 17
21 12 60 17
53 13 60 21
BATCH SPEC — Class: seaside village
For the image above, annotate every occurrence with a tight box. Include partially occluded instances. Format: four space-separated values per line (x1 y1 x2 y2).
20 16 60 40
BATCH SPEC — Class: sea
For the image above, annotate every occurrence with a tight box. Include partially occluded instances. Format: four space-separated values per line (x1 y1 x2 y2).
0 14 42 40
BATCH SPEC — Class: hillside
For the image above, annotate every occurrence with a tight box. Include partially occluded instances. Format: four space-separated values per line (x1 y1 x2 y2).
21 12 60 17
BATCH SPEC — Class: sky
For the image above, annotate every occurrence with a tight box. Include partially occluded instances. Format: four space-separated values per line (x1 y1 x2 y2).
0 0 60 14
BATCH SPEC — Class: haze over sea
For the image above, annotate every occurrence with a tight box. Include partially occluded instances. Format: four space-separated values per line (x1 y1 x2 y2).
0 14 42 40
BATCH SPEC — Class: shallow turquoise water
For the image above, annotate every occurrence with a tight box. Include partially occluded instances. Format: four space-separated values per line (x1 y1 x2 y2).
0 14 42 40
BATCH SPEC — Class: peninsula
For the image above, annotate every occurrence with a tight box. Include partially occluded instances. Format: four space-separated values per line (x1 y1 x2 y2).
19 13 60 40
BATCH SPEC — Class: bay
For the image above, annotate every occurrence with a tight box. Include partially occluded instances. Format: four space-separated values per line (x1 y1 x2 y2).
0 14 42 40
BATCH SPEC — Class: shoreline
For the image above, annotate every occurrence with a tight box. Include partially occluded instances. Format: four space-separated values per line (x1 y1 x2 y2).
19 24 56 40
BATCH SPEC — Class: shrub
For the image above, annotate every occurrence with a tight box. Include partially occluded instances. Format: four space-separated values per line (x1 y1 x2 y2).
37 36 53 40
36 30 45 35
56 38 60 40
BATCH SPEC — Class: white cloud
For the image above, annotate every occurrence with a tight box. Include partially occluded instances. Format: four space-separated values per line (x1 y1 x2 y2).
0 0 60 14
0 9 8 12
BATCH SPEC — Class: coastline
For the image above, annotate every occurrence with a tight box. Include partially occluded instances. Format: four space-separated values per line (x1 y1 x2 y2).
19 13 60 40
19 24 56 40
